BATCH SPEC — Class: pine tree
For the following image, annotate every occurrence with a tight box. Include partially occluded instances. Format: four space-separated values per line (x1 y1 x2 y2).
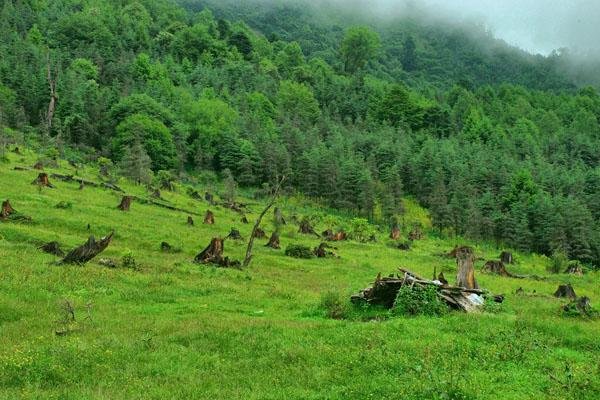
119 139 153 185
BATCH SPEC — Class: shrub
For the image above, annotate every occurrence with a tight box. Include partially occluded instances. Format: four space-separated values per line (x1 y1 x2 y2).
347 218 377 242
285 244 314 259
548 251 568 274
122 251 139 270
392 285 447 316
319 291 347 319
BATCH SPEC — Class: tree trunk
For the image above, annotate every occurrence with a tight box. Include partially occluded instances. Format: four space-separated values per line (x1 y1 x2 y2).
455 246 478 289
265 232 281 249
203 210 215 225
32 173 54 188
61 232 114 264
117 196 133 211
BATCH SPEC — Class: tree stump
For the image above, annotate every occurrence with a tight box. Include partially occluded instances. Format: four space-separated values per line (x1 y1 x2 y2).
322 229 334 239
33 161 44 170
39 241 65 256
554 284 577 299
117 196 133 211
161 242 173 252
61 232 114 265
482 260 511 277
227 228 243 240
314 242 337 258
298 218 319 236
78 181 85 190
204 210 215 225
240 215 249 224
194 238 240 268
390 226 401 240
32 173 54 188
1 199 15 219
265 232 281 249
150 188 162 199
563 296 594 317
500 251 513 264
455 246 478 289
274 207 286 225
253 228 266 239
187 216 194 226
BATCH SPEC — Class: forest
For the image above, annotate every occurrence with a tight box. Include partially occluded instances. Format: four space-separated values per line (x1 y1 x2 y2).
1 0 599 268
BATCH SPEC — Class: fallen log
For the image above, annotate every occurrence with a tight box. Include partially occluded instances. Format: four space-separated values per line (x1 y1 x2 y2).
61 232 114 265
351 268 495 312
49 173 124 192
39 241 65 257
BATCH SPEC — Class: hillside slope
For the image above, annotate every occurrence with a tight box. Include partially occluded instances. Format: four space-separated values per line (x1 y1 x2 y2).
1 150 599 399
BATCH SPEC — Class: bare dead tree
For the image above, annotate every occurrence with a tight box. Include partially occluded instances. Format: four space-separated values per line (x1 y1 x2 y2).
243 176 286 268
46 52 58 131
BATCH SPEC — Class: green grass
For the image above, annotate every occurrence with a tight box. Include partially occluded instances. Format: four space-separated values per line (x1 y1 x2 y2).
1 149 599 399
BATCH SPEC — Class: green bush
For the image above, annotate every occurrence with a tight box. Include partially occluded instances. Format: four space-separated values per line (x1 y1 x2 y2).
285 244 314 259
319 291 347 319
392 285 447 317
548 251 568 274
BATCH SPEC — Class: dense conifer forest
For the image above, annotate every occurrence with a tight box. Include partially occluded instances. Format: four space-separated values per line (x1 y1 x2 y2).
1 0 599 267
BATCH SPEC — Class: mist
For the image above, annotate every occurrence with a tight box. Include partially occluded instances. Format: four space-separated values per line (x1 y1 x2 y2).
318 0 600 57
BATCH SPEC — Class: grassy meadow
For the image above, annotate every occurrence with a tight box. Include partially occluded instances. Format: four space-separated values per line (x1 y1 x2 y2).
1 149 599 399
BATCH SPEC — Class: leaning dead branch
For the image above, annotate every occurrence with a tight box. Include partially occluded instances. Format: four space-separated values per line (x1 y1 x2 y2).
61 232 114 265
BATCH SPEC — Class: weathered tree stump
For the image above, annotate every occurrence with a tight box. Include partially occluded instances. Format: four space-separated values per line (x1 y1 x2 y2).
203 210 215 225
298 218 319 237
274 207 286 225
150 188 162 199
240 215 249 224
187 216 194 226
194 237 240 268
408 226 423 241
322 229 347 241
32 173 54 188
554 284 577 299
265 232 281 249
482 260 511 277
500 251 513 264
565 264 584 276
390 226 401 240
1 200 15 219
563 296 594 317
253 228 266 239
322 229 333 239
78 181 85 190
227 228 243 240
33 161 44 170
61 232 114 265
39 241 65 256
117 196 133 211
314 242 338 258
455 246 478 289
161 242 173 252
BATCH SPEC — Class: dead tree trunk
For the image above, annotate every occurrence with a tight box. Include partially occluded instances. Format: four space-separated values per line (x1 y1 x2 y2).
265 232 281 249
187 216 194 226
61 232 114 264
46 52 58 131
455 246 478 289
243 176 285 268
32 173 54 188
390 226 401 240
203 210 215 225
554 284 577 299
500 251 513 264
117 196 133 211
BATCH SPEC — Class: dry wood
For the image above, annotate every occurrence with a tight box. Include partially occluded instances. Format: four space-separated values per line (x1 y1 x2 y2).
61 232 114 265
204 210 215 225
32 172 55 188
39 241 65 257
117 196 133 211
243 176 286 268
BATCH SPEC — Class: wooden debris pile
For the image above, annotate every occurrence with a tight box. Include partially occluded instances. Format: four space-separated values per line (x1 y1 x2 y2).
351 268 502 313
